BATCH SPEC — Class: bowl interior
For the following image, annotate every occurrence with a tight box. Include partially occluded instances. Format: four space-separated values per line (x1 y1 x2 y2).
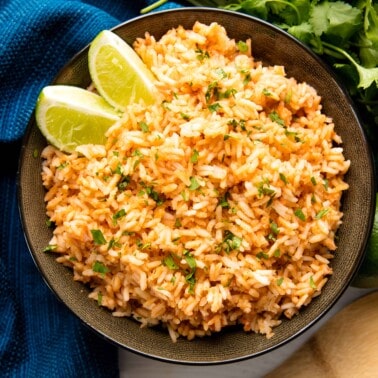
18 8 375 364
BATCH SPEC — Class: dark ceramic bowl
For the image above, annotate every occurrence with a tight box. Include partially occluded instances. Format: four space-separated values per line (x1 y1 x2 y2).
18 8 376 364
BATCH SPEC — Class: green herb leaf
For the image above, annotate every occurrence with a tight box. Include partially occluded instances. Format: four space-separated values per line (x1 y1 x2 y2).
139 121 150 133
191 149 199 163
217 230 243 254
269 111 285 127
43 244 57 253
93 261 109 275
91 229 107 245
268 221 280 241
257 178 276 197
184 250 197 270
112 208 126 225
97 291 103 305
315 208 329 219
237 40 248 52
262 88 272 96
163 254 180 270
279 172 288 184
188 176 200 190
294 208 306 221
256 251 269 259
207 102 222 112
309 275 317 289
181 190 189 201
117 175 131 192
218 191 230 208
45 218 54 228
195 47 210 61
180 112 190 121
276 277 284 286
108 237 122 250
310 1 362 46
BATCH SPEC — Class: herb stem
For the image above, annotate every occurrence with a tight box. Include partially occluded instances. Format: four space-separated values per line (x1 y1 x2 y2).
140 0 168 14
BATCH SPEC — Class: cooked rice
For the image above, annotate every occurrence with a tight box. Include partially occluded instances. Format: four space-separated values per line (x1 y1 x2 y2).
41 22 350 341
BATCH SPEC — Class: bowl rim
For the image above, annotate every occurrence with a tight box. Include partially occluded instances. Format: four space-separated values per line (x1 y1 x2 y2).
17 6 377 365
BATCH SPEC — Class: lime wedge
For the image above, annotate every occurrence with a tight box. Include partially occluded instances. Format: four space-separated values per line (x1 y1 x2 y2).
88 30 156 111
35 85 120 153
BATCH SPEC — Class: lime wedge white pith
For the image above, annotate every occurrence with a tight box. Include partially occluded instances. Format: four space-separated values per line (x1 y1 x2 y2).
88 30 156 111
35 85 120 153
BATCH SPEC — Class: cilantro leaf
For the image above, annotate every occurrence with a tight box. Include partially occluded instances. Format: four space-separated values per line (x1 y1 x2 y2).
310 1 363 46
91 229 107 245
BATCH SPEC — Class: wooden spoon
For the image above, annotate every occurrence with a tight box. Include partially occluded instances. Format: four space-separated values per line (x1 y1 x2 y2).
265 291 378 378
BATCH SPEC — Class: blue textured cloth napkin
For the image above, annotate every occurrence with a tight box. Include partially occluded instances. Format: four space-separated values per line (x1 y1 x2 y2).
0 1 184 376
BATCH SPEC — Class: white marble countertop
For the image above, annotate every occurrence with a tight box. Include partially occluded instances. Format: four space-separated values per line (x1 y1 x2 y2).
118 286 376 377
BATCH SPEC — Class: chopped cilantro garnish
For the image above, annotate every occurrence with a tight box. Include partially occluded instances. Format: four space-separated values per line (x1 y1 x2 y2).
93 261 109 275
243 72 251 85
112 163 122 175
256 251 269 260
207 102 222 113
309 276 317 289
294 208 306 221
108 238 122 250
262 88 272 96
269 111 286 127
180 112 190 121
315 208 329 219
205 81 219 103
216 230 242 254
195 47 210 61
267 221 280 241
45 218 54 228
257 178 276 197
191 149 199 163
140 182 166 205
188 176 200 191
218 191 230 209
237 40 248 53
163 254 180 270
43 244 57 253
91 229 107 245
57 162 68 170
323 179 329 191
112 209 126 225
279 172 288 184
214 67 227 79
97 291 103 306
221 88 237 99
181 190 189 201
184 250 196 271
139 121 150 133
132 149 143 157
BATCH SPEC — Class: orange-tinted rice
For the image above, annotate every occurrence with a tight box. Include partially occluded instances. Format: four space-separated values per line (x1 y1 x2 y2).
41 22 350 341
